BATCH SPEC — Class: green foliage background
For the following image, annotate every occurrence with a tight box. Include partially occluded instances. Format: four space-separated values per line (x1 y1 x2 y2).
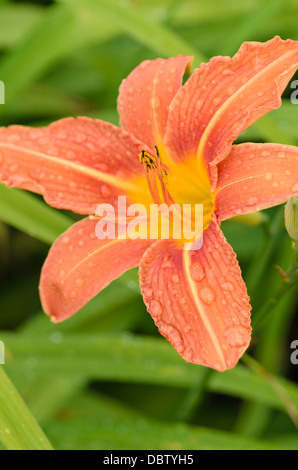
0 0 297 450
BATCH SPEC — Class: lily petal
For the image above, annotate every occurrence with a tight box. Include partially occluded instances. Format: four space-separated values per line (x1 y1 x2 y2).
118 55 192 151
215 143 298 222
40 217 151 322
164 36 298 187
139 219 251 371
0 117 146 214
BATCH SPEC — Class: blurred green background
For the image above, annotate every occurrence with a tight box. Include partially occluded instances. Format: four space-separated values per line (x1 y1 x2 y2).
0 0 297 450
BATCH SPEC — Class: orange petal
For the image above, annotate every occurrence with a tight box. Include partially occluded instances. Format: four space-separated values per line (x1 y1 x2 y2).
0 117 146 214
215 143 298 221
40 217 151 322
139 219 251 371
118 55 192 150
164 36 298 187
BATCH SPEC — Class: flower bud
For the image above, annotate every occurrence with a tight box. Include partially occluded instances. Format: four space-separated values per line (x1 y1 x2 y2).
285 197 298 243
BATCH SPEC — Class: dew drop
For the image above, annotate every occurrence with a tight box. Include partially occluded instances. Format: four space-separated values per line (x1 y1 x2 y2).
190 261 205 282
151 96 160 108
8 134 21 142
161 254 175 269
265 173 272 181
143 286 153 298
171 273 180 284
199 286 215 305
66 150 76 159
62 236 70 244
76 133 86 143
261 151 271 157
291 182 298 193
212 97 221 106
75 278 84 287
224 326 249 347
101 184 112 198
95 162 109 172
277 151 285 158
221 281 234 292
222 68 233 76
247 196 258 206
149 299 163 316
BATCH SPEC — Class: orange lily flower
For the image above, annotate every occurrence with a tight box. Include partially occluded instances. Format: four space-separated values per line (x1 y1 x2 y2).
0 36 298 371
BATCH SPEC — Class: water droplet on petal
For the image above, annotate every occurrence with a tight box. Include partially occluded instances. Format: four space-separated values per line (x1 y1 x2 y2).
196 99 204 110
265 173 272 181
199 286 215 304
222 68 233 76
190 261 205 281
149 299 163 316
212 97 221 106
151 96 160 108
95 162 109 172
291 182 298 193
76 133 86 143
161 254 175 269
62 236 70 244
75 278 84 287
143 286 154 299
277 152 285 158
171 273 180 284
221 281 234 292
247 196 259 206
224 326 250 347
101 184 112 198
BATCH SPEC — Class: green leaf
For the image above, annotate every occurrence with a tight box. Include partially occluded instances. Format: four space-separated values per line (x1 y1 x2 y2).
45 412 277 450
3 332 298 415
59 0 206 65
0 365 53 450
0 3 118 106
0 3 43 48
0 184 72 244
